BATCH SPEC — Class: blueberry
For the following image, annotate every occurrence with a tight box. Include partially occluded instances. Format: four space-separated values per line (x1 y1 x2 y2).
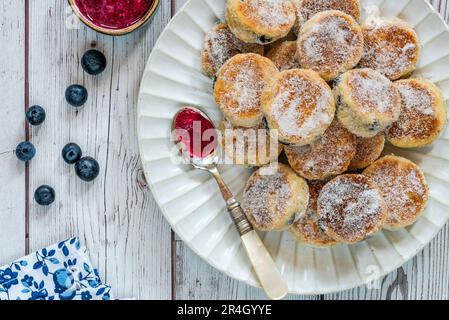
75 157 100 182
15 141 36 162
34 185 55 206
81 49 107 75
65 84 88 107
62 143 82 164
26 105 46 126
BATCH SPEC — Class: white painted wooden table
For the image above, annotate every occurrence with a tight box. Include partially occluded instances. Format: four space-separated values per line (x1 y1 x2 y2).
0 0 448 300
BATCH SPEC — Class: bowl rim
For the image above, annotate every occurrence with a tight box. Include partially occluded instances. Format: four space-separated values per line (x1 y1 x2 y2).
67 0 160 36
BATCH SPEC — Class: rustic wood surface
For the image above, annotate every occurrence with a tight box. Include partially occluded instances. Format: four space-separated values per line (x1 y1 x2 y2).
0 0 26 266
0 0 448 300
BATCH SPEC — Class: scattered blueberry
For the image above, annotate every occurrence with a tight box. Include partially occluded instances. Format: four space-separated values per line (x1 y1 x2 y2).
26 105 46 126
62 143 82 164
34 185 55 206
81 49 107 75
65 84 88 107
75 157 100 182
15 141 36 162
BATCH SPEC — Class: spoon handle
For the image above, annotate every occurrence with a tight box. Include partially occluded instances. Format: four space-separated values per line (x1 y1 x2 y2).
227 198 289 300
209 168 288 299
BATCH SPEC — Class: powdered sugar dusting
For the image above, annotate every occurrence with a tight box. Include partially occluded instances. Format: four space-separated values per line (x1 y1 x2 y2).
359 20 420 80
364 156 428 226
347 69 399 114
297 0 361 22
203 24 263 77
285 120 356 180
266 41 300 71
217 55 267 115
291 180 337 246
318 175 386 242
396 82 434 116
228 63 261 111
219 119 280 166
270 72 334 142
388 80 441 142
299 13 363 74
242 0 296 28
349 133 385 170
242 165 294 229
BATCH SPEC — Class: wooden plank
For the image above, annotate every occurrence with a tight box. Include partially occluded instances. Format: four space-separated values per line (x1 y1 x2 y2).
175 241 320 300
431 0 449 18
324 226 449 300
27 0 172 299
0 0 26 266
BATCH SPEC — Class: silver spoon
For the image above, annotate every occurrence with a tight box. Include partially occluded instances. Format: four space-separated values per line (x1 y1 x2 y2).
172 106 288 300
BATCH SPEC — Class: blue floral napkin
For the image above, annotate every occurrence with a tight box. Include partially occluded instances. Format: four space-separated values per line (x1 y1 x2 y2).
0 237 113 300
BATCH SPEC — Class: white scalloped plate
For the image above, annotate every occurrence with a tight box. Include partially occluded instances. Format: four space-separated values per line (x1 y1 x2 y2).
138 0 449 295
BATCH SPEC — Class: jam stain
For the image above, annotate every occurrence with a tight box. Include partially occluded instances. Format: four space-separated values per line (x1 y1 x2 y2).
174 108 217 159
74 0 154 30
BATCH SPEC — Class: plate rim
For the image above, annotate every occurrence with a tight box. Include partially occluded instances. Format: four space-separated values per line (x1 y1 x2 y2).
137 0 449 295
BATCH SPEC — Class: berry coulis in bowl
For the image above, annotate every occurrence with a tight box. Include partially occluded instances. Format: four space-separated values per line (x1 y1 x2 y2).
69 0 160 35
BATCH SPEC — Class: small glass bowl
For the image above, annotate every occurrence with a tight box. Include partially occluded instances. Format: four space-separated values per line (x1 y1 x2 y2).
68 0 160 36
